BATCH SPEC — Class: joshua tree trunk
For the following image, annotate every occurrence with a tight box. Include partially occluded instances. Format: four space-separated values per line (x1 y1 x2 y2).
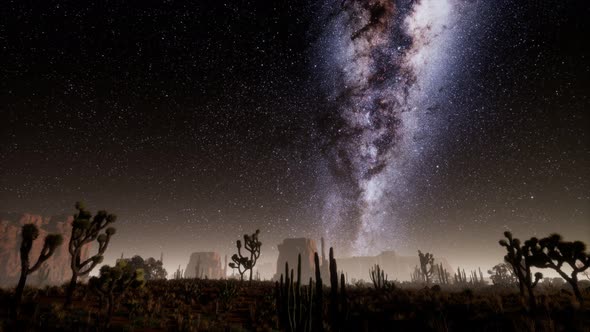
12 272 27 317
557 271 583 304
65 274 78 307
571 276 583 304
13 242 31 317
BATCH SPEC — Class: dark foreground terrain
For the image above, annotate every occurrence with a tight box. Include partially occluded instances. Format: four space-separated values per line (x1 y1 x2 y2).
1 279 589 332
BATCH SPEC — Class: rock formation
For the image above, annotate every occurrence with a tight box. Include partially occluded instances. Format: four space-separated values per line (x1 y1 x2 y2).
274 238 319 282
185 252 223 279
337 250 453 282
0 212 91 287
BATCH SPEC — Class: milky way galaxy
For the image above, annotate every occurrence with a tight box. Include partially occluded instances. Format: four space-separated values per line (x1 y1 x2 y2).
2 0 588 274
316 0 468 255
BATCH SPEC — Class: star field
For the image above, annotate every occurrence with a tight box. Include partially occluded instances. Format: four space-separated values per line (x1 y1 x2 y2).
1 0 588 272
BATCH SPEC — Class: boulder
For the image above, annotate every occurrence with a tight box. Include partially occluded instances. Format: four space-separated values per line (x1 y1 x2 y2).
185 252 223 279
0 213 91 287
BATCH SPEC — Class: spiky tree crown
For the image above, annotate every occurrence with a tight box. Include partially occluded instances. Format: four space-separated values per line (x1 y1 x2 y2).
45 234 64 249
69 202 117 277
22 224 39 242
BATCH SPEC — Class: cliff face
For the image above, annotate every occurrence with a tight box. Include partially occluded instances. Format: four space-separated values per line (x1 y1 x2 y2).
275 238 319 282
0 213 91 287
185 252 223 279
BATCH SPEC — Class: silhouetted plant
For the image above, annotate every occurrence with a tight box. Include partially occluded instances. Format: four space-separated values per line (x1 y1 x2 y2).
89 260 145 328
278 249 336 331
488 262 517 286
120 255 167 280
13 223 63 316
454 267 468 285
526 234 589 303
434 263 450 285
276 254 314 332
418 250 435 284
313 252 324 332
173 265 184 280
228 229 261 282
469 268 486 285
65 202 117 306
328 247 338 330
411 265 422 283
369 264 394 290
499 231 542 309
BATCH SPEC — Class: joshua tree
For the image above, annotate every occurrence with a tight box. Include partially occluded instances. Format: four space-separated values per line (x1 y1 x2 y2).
13 223 63 315
499 231 542 308
418 250 435 284
65 202 117 306
228 229 261 282
411 266 423 283
526 234 589 303
89 260 145 328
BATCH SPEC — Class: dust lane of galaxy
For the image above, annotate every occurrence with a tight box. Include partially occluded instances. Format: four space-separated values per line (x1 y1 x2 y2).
315 0 480 255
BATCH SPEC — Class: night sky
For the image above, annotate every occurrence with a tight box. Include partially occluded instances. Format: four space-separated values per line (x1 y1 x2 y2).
1 0 589 274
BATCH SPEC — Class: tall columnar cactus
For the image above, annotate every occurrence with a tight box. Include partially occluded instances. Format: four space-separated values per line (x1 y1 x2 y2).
469 269 486 285
327 247 347 332
454 267 467 284
526 234 589 304
276 254 315 332
89 260 145 328
65 202 117 306
418 250 435 284
499 231 542 309
328 247 338 330
277 248 347 332
313 252 324 332
174 265 184 279
434 263 450 285
13 223 63 315
369 264 393 290
229 229 261 282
